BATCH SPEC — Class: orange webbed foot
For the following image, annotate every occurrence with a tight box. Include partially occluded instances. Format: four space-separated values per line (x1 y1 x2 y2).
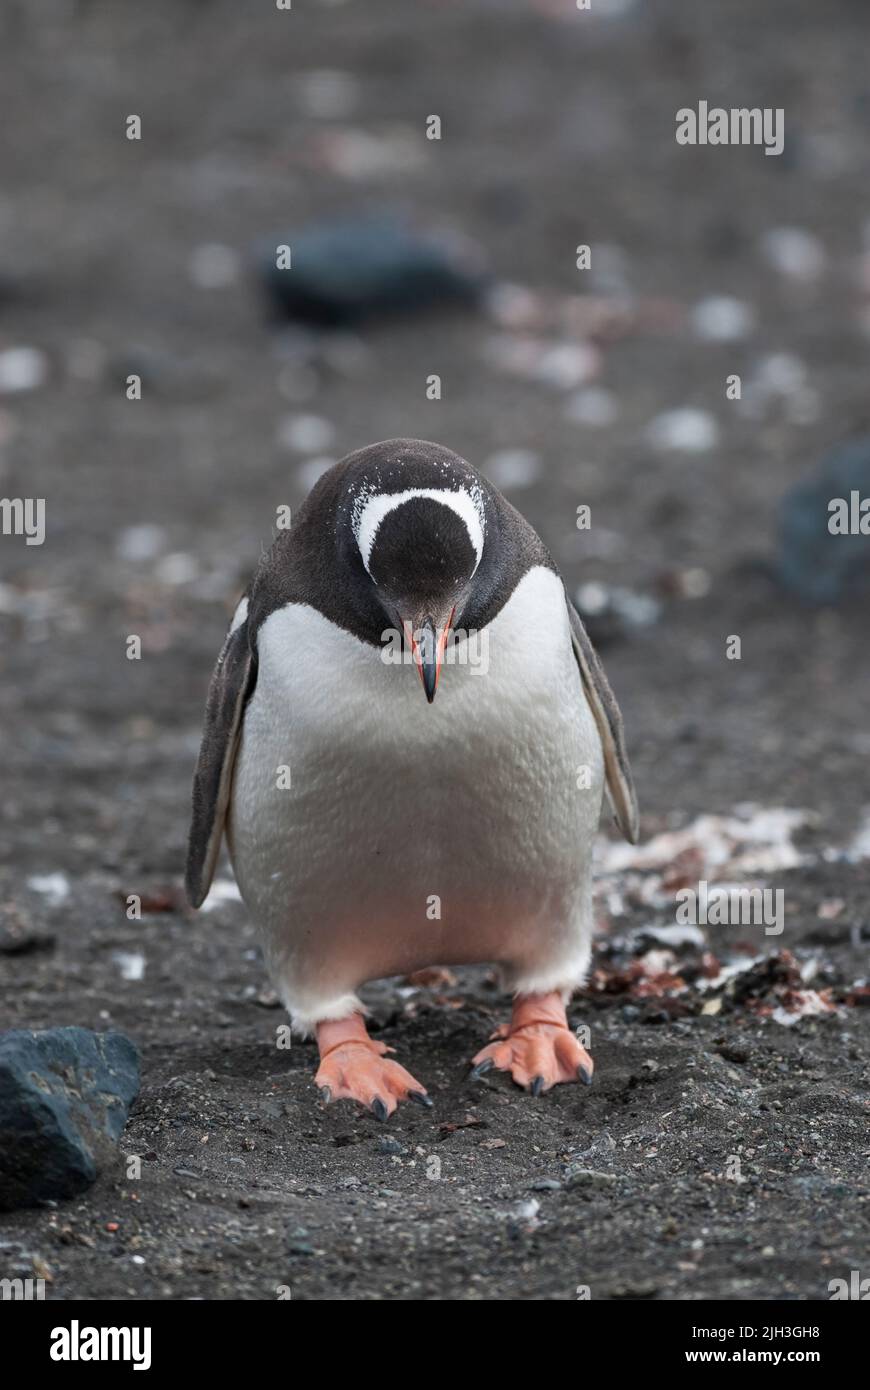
470 992 593 1095
315 1015 431 1119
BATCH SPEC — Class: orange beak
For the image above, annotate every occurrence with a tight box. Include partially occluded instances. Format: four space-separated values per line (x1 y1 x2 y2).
404 606 455 702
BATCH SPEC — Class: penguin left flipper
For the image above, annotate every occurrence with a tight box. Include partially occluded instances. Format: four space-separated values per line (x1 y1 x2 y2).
566 595 639 845
185 610 257 909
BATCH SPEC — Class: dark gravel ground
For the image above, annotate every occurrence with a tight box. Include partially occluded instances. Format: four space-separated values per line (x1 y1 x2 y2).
0 0 868 1300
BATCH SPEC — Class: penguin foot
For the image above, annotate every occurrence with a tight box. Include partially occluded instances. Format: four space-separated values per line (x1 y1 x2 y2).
470 991 593 1095
315 1014 430 1119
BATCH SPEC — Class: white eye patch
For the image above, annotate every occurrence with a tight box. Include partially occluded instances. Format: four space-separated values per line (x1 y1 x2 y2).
353 487 485 579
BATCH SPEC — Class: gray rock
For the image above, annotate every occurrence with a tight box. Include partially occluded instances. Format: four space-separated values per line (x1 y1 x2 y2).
778 436 870 603
0 1027 140 1210
564 1167 618 1190
376 1136 406 1156
261 215 487 327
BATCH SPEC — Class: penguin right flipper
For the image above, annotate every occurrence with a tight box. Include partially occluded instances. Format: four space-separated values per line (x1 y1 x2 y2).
185 612 257 908
566 596 639 845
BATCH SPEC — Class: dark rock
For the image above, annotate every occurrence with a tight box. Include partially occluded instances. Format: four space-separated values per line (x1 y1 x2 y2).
0 1027 140 1211
261 216 487 327
777 436 870 603
0 908 55 955
0 932 56 956
376 1135 405 1156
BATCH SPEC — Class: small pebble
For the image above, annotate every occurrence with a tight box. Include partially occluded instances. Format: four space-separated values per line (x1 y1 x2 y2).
277 413 335 454
646 407 719 454
377 1136 405 1156
536 341 600 391
483 448 542 490
0 346 48 394
761 227 826 281
27 873 70 906
565 386 618 428
690 296 755 343
116 525 167 564
155 553 199 586
112 951 145 983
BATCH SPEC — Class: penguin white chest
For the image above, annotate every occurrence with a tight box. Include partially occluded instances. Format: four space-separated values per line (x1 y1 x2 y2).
228 567 604 1013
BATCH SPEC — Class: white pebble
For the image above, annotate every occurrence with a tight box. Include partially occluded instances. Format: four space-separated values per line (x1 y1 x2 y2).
757 352 807 394
565 387 618 428
276 413 335 453
575 582 609 617
483 449 542 490
535 341 600 390
155 552 199 585
27 873 70 906
761 227 826 281
116 524 167 563
113 951 146 982
0 346 48 394
646 408 719 454
691 296 755 343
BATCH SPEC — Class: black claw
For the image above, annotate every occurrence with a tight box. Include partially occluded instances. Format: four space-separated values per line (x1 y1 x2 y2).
470 1058 494 1079
371 1097 389 1122
578 1064 593 1086
319 1086 332 1104
409 1090 433 1108
530 1075 545 1097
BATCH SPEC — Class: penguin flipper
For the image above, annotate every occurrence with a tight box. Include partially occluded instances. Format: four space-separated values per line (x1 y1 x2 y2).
185 616 256 908
566 596 639 844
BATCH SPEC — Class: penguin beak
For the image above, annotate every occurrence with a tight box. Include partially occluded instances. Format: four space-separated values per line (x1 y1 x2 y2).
404 607 455 703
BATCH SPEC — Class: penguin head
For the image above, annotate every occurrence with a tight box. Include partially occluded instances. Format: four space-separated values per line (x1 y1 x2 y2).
345 441 488 701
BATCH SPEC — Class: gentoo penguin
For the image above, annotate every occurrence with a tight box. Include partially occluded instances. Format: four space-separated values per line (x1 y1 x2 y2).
186 439 638 1117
